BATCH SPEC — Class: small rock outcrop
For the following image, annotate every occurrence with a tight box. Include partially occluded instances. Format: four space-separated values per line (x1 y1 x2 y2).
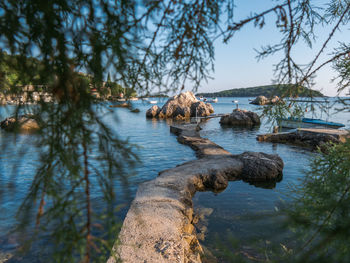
219 109 261 126
257 128 350 152
0 115 40 132
250 95 281 105
237 152 283 182
146 92 214 120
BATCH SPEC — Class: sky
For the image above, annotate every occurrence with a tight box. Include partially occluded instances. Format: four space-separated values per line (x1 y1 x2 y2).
193 0 350 97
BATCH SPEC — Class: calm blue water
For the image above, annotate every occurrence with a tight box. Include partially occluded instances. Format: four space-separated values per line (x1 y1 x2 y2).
0 97 349 261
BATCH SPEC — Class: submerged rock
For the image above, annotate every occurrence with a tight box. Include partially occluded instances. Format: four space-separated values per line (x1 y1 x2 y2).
146 92 213 120
0 114 40 132
219 109 260 126
250 95 281 105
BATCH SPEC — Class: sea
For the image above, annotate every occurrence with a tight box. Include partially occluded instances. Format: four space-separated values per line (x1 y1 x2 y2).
0 97 349 262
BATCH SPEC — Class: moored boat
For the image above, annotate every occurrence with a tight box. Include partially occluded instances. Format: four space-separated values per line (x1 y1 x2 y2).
278 117 345 129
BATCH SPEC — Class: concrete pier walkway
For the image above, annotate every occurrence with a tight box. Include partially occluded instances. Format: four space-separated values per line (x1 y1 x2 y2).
107 124 284 263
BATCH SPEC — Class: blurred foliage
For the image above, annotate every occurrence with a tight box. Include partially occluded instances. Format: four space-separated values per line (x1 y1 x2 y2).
285 138 350 263
0 51 52 91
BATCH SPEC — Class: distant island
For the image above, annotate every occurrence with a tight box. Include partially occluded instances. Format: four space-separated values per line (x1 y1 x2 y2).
196 84 324 97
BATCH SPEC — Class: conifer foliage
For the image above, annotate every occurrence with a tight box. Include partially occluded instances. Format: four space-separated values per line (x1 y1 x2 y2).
0 0 349 262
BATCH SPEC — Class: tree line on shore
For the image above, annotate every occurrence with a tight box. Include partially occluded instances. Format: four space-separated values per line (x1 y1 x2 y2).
0 51 137 100
196 84 324 98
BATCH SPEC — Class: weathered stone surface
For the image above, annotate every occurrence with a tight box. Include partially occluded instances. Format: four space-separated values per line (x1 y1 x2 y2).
219 109 261 126
236 152 284 182
177 135 231 158
108 124 284 263
257 128 350 152
190 101 214 117
146 105 161 118
0 115 40 132
250 95 282 105
170 124 201 137
147 92 214 120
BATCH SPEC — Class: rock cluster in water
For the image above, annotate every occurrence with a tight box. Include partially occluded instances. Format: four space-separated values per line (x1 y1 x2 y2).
0 114 40 132
146 92 214 120
250 95 281 105
219 109 261 126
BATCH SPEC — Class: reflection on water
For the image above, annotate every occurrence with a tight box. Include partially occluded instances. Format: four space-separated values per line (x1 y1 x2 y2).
0 97 349 261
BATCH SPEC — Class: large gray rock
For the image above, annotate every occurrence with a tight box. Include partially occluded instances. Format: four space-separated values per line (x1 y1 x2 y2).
0 114 40 132
237 152 284 182
219 109 261 126
250 95 281 105
147 92 214 120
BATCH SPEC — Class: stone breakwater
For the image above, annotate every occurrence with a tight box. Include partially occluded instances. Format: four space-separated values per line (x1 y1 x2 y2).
107 124 284 263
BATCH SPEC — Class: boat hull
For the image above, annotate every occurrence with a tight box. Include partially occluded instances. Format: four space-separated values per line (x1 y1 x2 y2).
278 118 344 129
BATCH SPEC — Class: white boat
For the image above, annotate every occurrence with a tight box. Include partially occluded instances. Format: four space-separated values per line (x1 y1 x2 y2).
232 100 239 103
278 117 345 129
210 97 218 103
149 100 157 104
